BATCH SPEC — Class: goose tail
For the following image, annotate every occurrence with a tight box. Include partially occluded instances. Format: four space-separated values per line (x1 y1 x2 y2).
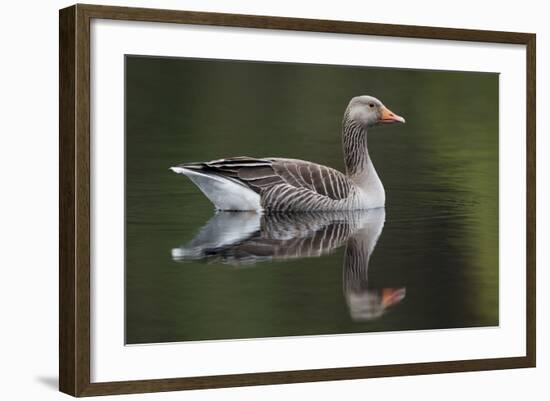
170 165 262 212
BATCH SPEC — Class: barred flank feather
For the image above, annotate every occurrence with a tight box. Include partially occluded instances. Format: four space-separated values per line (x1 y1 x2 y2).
174 157 359 211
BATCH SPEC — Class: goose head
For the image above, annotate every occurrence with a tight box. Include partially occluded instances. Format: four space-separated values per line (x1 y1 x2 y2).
346 95 406 128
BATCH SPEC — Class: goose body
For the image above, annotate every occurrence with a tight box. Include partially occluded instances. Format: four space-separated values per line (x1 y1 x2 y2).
171 95 405 212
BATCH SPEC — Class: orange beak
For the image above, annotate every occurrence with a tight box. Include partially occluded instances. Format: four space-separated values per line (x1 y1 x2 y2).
381 288 407 308
379 106 406 124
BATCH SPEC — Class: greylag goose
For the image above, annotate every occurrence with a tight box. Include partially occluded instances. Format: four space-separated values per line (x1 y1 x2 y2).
171 95 405 212
171 209 406 321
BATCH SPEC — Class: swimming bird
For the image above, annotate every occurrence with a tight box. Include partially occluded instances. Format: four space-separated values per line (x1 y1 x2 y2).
170 95 405 212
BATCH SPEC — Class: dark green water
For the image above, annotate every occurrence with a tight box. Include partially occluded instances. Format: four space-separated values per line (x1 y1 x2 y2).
125 56 499 344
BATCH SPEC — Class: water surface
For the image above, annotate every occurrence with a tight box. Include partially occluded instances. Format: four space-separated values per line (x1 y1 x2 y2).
125 56 499 344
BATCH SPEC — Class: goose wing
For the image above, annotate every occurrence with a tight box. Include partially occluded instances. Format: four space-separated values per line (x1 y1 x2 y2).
176 156 353 201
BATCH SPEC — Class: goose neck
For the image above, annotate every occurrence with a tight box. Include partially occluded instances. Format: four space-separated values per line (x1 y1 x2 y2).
342 119 370 177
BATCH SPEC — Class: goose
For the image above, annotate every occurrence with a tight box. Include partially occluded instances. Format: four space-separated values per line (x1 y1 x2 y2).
170 95 405 212
171 209 406 321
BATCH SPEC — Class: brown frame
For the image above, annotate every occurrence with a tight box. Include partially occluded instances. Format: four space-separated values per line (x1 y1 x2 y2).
59 3 536 397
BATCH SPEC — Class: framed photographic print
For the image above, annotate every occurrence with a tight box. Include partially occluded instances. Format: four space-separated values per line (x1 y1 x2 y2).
59 3 536 397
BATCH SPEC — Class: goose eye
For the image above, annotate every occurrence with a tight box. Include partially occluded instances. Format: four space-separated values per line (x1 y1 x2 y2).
368 103 375 108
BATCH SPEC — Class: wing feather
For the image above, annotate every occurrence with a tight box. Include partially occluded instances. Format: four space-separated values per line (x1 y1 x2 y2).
175 156 352 201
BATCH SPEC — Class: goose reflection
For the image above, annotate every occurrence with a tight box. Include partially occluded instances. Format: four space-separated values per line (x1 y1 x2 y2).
171 209 405 322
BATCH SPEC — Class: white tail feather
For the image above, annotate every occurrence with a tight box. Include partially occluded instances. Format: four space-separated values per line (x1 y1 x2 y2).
170 167 262 211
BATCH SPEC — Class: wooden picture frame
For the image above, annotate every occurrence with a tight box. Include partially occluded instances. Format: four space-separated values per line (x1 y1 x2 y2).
59 3 536 397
